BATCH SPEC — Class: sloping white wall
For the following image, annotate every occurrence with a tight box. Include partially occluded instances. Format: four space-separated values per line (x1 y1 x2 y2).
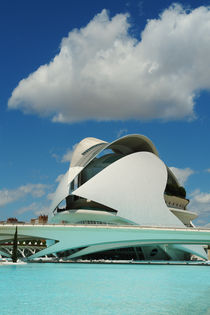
73 152 183 227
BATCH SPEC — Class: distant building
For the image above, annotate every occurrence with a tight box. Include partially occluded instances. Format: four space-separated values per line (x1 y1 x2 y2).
6 218 25 224
30 218 37 224
38 215 48 224
30 215 48 224
7 218 18 224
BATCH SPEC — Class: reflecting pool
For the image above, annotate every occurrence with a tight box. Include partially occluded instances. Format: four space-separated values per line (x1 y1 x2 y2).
0 263 210 315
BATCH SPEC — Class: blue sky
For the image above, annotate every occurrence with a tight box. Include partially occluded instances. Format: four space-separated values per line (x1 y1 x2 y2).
1 0 210 225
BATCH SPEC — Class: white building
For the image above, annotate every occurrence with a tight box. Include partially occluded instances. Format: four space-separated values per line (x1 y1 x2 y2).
47 134 207 261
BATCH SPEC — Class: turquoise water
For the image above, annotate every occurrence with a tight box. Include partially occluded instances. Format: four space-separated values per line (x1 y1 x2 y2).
0 263 210 315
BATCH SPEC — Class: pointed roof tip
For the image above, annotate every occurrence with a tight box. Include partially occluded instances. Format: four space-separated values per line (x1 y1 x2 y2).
70 137 108 167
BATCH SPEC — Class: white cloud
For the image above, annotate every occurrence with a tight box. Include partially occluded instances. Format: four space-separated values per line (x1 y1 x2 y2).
205 168 210 173
191 191 210 204
61 144 78 162
188 189 210 225
61 149 74 163
202 223 210 228
16 202 50 216
34 205 50 216
51 152 60 162
117 128 128 138
55 174 65 182
169 167 194 185
0 184 49 207
8 5 210 122
45 172 66 205
46 173 65 202
47 192 55 201
16 202 38 215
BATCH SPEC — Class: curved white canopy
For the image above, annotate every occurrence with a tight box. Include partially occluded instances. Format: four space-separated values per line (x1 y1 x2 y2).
70 134 159 169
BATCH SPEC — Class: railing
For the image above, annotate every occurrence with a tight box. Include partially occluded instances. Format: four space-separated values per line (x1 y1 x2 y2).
0 222 210 231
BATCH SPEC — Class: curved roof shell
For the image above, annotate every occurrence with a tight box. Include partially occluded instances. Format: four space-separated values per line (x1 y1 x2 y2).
50 134 178 214
70 134 158 169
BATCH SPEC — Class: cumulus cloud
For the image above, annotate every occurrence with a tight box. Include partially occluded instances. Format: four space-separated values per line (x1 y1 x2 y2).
16 202 38 215
41 172 65 207
61 149 74 163
34 206 50 216
192 191 210 204
16 202 51 216
0 184 49 207
46 173 65 202
169 167 194 185
55 174 65 182
51 152 60 162
61 144 78 162
188 189 210 225
117 128 128 138
8 5 210 122
202 223 210 228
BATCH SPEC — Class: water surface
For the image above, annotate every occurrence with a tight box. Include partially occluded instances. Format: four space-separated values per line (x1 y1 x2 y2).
0 263 210 315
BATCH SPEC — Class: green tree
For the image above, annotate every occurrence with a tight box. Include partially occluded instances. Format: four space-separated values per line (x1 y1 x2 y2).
12 226 18 263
